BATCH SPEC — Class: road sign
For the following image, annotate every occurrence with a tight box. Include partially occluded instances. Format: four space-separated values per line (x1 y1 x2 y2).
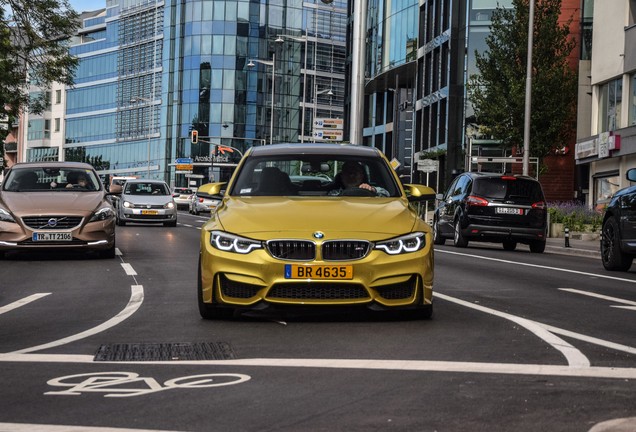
176 164 193 171
314 118 343 130
176 158 192 164
417 159 439 173
313 129 343 141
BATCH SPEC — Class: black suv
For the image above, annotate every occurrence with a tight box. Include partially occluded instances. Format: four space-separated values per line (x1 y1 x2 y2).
601 168 636 271
433 172 548 253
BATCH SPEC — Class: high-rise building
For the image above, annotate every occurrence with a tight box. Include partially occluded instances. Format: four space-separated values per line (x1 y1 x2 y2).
58 0 347 187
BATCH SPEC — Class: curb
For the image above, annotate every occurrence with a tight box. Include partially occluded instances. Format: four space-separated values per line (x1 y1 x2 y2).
545 245 600 259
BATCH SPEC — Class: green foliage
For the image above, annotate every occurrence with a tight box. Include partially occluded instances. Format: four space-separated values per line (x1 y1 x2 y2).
0 0 80 116
467 0 577 161
548 201 602 232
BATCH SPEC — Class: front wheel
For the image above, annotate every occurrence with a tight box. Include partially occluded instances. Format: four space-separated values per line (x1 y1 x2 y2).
502 240 517 251
453 218 468 248
601 218 633 271
198 256 234 319
433 219 446 245
529 240 546 253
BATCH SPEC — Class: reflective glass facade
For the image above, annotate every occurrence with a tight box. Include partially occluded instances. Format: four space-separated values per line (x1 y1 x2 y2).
62 0 347 186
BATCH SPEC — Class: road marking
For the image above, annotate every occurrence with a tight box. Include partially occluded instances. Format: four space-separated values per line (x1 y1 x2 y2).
0 353 635 379
559 288 636 308
0 293 51 315
0 424 183 432
45 372 251 397
11 285 144 354
435 293 590 367
437 249 636 284
121 263 137 276
115 248 122 256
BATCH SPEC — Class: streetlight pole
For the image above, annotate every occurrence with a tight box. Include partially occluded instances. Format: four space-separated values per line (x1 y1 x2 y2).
523 0 535 176
248 54 276 145
130 96 153 175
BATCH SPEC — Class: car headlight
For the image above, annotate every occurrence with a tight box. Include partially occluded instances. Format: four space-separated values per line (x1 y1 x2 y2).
0 208 16 223
89 207 115 222
165 202 175 209
374 232 426 255
123 201 133 208
209 230 262 254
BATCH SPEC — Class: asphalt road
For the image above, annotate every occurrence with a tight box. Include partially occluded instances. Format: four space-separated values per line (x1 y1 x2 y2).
0 211 634 432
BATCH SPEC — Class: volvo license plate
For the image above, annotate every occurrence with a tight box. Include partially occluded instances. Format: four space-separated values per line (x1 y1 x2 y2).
32 232 72 241
284 264 353 280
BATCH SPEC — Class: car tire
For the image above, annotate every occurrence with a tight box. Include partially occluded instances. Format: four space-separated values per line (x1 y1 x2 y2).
99 242 116 259
601 217 633 271
433 219 446 245
502 240 517 251
413 304 433 320
164 220 178 227
198 257 234 320
116 215 126 226
453 218 468 248
529 240 546 254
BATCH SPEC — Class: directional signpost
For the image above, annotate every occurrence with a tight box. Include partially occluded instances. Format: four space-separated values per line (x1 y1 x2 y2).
313 118 343 142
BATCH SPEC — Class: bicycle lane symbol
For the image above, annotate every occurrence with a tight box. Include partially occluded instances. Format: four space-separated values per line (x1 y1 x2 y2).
45 372 251 397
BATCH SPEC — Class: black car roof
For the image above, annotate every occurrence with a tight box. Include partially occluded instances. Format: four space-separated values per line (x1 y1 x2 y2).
464 172 539 182
247 143 383 158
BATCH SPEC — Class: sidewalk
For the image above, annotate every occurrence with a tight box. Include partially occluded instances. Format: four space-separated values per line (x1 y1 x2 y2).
545 236 601 259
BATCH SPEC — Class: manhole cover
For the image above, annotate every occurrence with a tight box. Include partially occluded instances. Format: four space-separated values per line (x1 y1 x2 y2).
94 342 237 361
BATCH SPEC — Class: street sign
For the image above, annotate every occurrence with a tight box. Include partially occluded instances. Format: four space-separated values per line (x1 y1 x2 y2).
417 159 439 173
313 118 343 130
176 158 192 164
176 164 193 171
313 129 343 141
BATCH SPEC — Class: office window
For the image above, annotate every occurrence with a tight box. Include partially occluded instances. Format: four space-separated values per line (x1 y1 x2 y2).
54 118 61 132
598 78 622 132
631 73 636 126
55 89 62 104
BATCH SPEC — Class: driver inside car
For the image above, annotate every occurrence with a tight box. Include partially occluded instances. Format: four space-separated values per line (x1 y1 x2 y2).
328 161 389 197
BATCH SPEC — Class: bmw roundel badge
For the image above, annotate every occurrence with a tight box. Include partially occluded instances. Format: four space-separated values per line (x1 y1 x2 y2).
313 231 325 239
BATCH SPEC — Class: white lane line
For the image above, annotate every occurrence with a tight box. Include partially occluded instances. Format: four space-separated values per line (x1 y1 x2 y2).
115 248 122 256
435 293 590 367
11 285 144 354
559 288 636 306
0 353 635 380
0 293 51 315
537 324 636 355
437 249 636 284
0 423 183 432
120 263 137 276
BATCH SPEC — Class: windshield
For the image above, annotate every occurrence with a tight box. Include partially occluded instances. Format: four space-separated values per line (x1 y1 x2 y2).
124 182 170 195
2 167 101 192
229 155 401 197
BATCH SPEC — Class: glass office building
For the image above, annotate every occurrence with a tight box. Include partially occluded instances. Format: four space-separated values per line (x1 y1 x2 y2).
63 0 347 186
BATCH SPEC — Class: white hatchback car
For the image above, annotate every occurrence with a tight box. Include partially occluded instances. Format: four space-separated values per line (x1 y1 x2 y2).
115 179 177 226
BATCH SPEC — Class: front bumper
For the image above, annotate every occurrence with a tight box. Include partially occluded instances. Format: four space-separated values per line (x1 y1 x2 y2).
199 232 434 311
119 208 177 223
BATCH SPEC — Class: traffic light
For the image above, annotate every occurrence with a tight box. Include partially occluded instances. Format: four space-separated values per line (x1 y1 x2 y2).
191 130 198 143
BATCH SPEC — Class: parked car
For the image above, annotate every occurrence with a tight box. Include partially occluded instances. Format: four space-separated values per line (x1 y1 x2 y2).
0 162 116 258
114 179 177 227
433 172 547 253
189 184 221 215
600 168 636 271
198 143 436 320
173 187 195 210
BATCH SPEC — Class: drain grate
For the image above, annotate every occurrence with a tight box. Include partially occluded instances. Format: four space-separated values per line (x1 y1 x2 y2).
94 342 237 361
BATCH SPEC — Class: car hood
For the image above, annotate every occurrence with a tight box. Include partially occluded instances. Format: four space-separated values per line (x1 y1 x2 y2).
214 197 421 240
0 191 107 216
123 194 173 205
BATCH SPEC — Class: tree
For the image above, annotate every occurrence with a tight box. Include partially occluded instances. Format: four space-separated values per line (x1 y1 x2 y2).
467 0 577 161
0 0 79 118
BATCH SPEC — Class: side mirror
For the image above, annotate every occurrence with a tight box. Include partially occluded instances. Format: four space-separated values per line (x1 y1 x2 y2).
404 184 436 202
109 184 123 194
627 168 636 182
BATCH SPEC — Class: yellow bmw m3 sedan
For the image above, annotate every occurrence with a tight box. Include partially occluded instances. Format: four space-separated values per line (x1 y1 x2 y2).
198 143 436 319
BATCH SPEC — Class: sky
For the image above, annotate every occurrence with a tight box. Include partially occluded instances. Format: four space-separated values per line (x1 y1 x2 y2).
69 0 105 13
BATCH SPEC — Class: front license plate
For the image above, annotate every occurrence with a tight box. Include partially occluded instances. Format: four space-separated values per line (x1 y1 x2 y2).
141 210 158 215
32 232 72 241
496 207 524 215
285 264 353 280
